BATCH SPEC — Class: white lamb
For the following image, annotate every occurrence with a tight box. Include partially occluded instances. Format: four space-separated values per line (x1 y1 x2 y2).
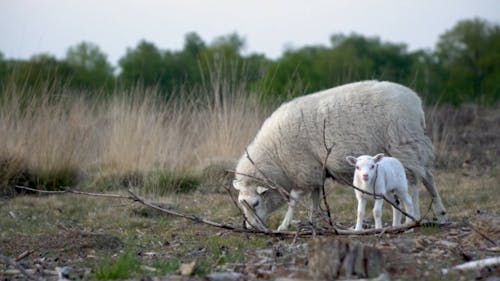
346 154 415 230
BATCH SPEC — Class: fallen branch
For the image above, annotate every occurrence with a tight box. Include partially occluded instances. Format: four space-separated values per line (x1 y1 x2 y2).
127 189 264 234
17 186 423 236
321 118 335 228
16 185 129 199
465 221 498 247
441 256 500 274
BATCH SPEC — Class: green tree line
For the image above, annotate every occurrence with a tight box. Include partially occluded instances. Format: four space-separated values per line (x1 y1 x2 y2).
1 18 499 105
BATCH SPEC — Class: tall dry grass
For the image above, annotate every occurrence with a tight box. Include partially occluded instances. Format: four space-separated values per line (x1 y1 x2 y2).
0 80 268 193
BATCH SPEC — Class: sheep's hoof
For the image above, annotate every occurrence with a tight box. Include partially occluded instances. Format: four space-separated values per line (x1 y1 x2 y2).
277 224 289 231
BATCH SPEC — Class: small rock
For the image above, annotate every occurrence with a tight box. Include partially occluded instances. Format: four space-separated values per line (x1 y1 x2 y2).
179 261 196 276
437 240 458 248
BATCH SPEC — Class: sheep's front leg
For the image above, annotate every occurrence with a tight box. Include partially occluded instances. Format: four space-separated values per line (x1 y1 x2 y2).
355 194 367 230
277 190 301 231
373 199 384 229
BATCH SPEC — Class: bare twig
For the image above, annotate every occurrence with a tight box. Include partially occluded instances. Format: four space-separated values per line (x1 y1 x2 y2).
465 221 498 247
15 250 33 262
127 189 251 232
20 186 421 236
0 252 43 281
244 149 290 201
321 119 335 228
16 185 130 199
421 197 435 222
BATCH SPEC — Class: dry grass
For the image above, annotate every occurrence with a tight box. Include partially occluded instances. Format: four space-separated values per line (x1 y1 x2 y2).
0 82 267 194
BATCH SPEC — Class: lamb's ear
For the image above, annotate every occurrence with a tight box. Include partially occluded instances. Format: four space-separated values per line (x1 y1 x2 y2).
232 180 241 190
346 156 357 166
373 153 384 163
256 186 269 195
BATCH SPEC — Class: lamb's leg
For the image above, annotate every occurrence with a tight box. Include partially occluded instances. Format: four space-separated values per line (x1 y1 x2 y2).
422 169 448 222
355 195 367 230
373 199 384 229
277 190 301 231
387 194 402 227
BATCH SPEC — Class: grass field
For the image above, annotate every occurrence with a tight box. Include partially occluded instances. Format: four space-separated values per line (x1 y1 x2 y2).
0 84 499 280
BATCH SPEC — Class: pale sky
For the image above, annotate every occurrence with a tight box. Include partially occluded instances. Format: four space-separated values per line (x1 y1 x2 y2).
1 0 499 67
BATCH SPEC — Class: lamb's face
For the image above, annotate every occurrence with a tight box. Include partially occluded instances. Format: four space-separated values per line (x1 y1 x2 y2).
232 180 269 231
346 154 384 182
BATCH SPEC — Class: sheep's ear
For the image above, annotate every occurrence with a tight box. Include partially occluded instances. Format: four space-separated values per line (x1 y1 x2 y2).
232 180 241 190
373 153 384 163
346 156 357 166
256 186 269 195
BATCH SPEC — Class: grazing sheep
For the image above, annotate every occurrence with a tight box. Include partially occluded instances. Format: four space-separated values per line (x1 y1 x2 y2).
346 154 415 230
233 80 447 231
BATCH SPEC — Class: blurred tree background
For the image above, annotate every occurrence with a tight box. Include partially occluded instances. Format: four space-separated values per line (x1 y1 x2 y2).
0 18 499 105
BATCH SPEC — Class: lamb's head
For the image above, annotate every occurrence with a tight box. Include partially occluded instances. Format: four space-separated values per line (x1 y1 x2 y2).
232 179 270 231
346 153 384 182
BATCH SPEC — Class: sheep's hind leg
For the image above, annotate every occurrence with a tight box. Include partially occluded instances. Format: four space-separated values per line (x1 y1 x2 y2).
422 170 448 223
408 177 421 221
309 187 320 224
398 191 415 224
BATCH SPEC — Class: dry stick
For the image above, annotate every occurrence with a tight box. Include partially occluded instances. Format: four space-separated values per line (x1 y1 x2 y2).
244 149 290 201
16 185 130 199
224 168 282 228
465 221 498 247
0 253 42 281
18 186 421 236
321 119 335 229
319 117 417 228
15 250 33 262
421 197 435 223
126 189 276 235
222 182 247 227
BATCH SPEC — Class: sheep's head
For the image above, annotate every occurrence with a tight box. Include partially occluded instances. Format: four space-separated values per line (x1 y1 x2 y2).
346 153 384 182
232 179 269 231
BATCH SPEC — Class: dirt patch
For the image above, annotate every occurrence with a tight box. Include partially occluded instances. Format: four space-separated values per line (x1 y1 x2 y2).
1 230 121 255
0 230 122 280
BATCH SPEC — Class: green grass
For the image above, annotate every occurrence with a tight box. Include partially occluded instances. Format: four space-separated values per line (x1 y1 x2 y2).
153 258 181 275
144 170 201 195
94 252 142 280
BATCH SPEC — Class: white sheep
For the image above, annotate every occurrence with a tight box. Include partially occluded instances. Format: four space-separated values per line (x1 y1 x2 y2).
233 80 447 231
346 154 415 230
